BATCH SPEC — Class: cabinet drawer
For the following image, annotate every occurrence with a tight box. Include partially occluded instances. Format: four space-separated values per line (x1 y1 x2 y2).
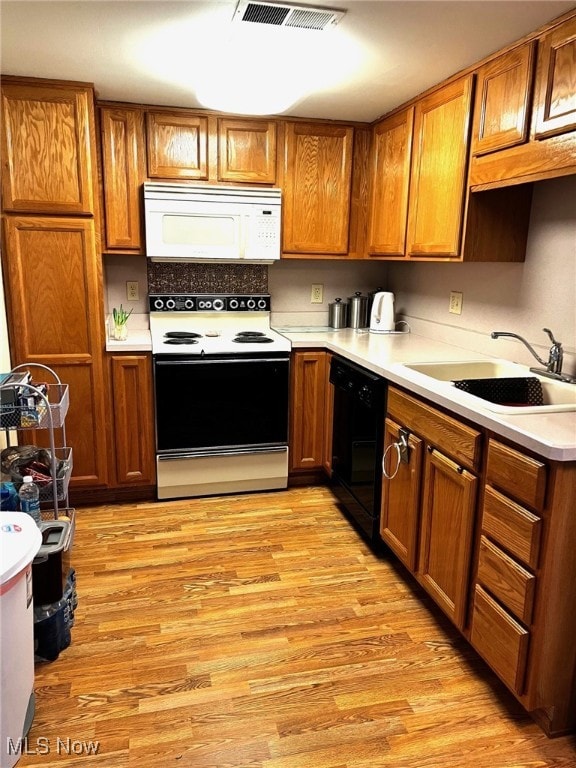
387 388 481 470
477 535 536 624
471 585 529 694
482 486 541 569
486 439 546 510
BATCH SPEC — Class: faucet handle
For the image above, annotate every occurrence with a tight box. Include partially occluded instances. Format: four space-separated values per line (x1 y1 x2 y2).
543 327 560 345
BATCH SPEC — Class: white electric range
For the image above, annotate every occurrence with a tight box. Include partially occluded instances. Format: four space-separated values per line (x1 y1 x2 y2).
149 294 291 500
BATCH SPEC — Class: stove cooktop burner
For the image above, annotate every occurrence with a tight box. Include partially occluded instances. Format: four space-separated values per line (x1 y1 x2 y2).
164 338 200 345
236 331 265 337
233 336 273 344
165 331 202 339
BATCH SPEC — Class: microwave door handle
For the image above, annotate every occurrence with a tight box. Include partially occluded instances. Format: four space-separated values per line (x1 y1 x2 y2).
240 213 247 259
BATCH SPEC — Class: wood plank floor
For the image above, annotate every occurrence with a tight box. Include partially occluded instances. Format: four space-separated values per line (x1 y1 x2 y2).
20 486 576 767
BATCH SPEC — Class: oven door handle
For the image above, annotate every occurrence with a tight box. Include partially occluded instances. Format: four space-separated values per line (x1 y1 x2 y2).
155 357 288 366
158 446 288 461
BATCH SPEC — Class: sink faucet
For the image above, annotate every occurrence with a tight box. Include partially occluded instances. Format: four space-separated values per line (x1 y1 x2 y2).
491 328 575 383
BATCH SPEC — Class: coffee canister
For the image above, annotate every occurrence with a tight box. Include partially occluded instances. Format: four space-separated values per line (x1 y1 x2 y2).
347 292 369 328
328 298 348 329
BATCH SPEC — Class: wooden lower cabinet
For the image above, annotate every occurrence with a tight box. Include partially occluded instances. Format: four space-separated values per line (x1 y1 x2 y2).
418 447 478 629
380 417 423 570
383 389 480 630
289 350 332 474
322 353 334 474
382 391 576 736
2 215 109 489
109 354 156 486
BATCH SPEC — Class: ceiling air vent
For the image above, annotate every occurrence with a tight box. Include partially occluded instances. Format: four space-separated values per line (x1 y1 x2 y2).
233 1 345 31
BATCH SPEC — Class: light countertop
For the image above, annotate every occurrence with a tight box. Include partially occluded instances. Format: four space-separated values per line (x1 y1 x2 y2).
277 327 576 462
105 329 153 353
104 325 576 461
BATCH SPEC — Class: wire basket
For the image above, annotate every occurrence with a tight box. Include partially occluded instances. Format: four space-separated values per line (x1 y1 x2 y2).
0 384 69 430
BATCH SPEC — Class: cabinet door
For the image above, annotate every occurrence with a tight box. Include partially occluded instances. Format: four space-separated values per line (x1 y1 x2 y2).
218 118 277 183
472 42 535 156
2 216 108 488
368 107 414 256
1 81 95 214
322 354 334 475
283 122 353 254
417 447 478 629
533 16 576 139
289 351 327 471
110 355 155 485
146 111 208 179
407 75 474 257
380 418 423 571
100 107 146 250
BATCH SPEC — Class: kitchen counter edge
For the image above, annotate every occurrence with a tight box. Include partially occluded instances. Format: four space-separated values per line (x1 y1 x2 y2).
278 328 576 462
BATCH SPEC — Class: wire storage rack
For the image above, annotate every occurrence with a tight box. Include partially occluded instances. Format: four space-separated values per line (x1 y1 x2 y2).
1 363 73 521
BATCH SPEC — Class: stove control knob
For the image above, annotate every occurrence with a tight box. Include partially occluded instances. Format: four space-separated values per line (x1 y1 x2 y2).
229 298 239 310
247 298 256 309
257 298 267 310
184 299 194 310
166 298 176 309
153 298 165 310
212 298 225 311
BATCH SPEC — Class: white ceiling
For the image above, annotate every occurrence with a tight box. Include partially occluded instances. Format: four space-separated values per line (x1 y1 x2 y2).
1 1 574 122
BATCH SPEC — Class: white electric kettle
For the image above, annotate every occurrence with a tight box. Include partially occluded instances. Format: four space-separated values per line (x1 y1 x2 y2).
369 292 395 333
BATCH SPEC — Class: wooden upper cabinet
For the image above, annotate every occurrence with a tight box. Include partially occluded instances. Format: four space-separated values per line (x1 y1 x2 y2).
146 111 208 179
368 107 414 256
407 75 474 258
0 80 95 214
472 42 535 156
100 107 146 250
282 121 354 254
533 16 576 139
218 118 276 183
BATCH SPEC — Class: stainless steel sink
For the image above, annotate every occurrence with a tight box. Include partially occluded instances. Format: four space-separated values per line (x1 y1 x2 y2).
401 360 576 414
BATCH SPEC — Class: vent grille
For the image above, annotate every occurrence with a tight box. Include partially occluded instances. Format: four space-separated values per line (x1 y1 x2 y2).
234 1 345 31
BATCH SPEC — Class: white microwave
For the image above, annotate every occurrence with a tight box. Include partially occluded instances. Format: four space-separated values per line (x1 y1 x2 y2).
143 183 282 264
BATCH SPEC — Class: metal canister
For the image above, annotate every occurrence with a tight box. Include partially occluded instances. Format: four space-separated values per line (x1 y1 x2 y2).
347 292 369 328
328 298 348 329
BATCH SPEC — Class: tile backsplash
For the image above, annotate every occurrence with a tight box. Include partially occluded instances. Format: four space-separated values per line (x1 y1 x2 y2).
147 263 268 294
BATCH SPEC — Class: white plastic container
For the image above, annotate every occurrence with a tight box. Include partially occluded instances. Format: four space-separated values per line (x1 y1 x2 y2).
1 512 42 768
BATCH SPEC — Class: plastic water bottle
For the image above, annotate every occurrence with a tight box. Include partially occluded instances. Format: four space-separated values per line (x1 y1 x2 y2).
18 476 41 525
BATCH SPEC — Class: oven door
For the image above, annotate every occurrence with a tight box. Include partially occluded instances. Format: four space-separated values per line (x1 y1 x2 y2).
154 354 289 453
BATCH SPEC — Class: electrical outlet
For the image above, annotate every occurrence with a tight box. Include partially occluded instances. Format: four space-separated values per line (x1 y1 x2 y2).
126 281 139 301
449 291 463 315
311 283 324 304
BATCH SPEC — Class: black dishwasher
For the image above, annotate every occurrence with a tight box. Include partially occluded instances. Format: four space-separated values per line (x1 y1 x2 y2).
329 355 387 545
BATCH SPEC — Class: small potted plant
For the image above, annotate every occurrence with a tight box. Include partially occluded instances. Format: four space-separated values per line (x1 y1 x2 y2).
111 304 133 341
